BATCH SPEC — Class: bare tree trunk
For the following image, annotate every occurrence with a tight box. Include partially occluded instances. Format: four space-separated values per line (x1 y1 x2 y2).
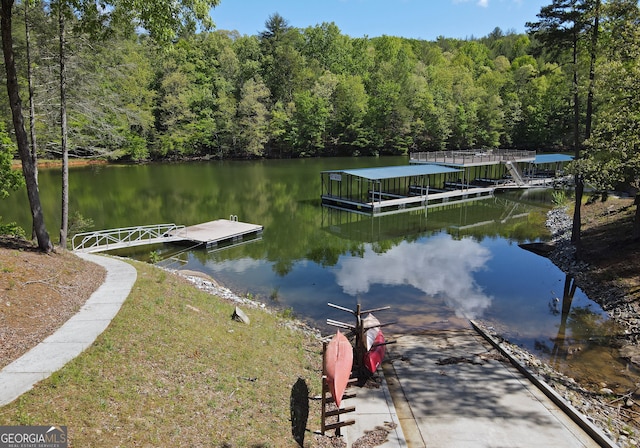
571 27 583 246
1 0 52 252
25 0 39 240
585 0 600 140
571 1 600 247
58 2 68 248
573 1 600 250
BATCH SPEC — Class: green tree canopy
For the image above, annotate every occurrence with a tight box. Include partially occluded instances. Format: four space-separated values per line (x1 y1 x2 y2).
0 121 22 198
580 0 640 238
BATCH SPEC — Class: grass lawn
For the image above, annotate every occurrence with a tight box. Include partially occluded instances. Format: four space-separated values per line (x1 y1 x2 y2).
0 260 324 447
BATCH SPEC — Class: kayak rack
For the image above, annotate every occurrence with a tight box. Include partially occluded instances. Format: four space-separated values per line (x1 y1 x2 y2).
327 302 396 381
320 302 396 437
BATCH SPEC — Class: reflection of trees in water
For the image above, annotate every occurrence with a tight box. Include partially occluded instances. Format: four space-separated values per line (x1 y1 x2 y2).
534 274 616 368
550 274 578 365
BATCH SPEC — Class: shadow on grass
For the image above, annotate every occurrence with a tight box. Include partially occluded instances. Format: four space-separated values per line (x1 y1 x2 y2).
290 377 310 447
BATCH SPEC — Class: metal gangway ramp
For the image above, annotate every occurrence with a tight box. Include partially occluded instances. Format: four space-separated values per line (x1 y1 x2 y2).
503 159 526 186
72 224 187 253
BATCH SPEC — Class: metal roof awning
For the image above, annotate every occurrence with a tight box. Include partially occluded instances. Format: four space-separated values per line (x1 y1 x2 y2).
533 154 574 164
325 164 462 181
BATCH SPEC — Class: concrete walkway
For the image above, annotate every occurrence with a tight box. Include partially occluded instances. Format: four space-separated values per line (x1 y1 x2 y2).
0 254 136 406
342 374 408 447
358 329 609 448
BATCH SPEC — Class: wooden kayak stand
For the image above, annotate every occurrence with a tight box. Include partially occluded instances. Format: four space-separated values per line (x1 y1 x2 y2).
320 302 396 436
327 302 396 382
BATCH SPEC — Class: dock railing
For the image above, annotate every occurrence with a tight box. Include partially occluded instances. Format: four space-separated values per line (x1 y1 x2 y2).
410 150 535 166
72 223 187 253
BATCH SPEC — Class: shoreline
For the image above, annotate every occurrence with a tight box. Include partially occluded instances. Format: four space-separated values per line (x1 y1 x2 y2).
168 268 323 340
545 206 640 363
11 159 108 170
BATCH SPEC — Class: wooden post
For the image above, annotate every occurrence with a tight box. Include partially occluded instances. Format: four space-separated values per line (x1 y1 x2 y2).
354 304 367 380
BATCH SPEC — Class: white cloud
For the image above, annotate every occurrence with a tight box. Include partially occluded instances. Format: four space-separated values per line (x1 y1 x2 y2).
478 0 489 7
334 234 493 318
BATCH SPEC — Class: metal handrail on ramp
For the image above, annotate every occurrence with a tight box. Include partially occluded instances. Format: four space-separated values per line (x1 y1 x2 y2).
72 224 187 253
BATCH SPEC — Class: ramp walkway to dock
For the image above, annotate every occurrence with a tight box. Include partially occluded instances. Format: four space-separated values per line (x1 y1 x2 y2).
343 325 614 447
72 218 263 253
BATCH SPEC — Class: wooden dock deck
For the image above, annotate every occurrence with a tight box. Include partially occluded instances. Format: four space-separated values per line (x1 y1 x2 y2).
171 219 263 248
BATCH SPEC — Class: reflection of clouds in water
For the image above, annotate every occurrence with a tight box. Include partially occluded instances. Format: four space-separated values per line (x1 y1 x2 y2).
335 234 493 318
206 257 263 273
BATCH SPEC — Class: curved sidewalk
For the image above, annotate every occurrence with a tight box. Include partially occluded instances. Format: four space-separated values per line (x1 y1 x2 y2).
0 253 136 406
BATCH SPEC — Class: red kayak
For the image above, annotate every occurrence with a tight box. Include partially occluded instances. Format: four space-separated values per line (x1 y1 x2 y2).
324 330 353 407
364 330 386 373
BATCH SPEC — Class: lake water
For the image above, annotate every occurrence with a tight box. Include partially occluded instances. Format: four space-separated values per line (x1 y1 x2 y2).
2 157 637 389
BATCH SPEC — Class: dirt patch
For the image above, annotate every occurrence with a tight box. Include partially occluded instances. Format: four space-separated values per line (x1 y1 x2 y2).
579 197 640 294
0 237 105 368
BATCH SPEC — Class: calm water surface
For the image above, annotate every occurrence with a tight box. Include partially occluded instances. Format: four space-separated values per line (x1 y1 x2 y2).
2 157 637 388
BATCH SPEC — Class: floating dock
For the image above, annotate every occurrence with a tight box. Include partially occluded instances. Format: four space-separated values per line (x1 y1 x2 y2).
170 218 263 248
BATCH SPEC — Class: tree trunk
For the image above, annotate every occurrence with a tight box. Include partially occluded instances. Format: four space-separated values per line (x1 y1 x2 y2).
1 0 52 252
585 0 600 140
59 3 68 248
25 0 38 241
572 176 584 244
575 2 600 248
571 26 583 247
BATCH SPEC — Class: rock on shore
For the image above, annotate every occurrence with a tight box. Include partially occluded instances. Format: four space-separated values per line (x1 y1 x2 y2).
170 269 322 339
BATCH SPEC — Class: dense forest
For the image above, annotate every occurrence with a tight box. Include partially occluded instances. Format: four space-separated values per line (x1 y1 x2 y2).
0 1 634 162
2 0 640 250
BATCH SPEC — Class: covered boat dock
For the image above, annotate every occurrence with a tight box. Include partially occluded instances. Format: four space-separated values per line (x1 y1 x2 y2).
320 164 495 215
410 150 573 189
321 151 574 216
524 153 574 186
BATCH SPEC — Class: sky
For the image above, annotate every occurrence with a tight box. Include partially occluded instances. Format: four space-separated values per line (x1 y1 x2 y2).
210 0 551 41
